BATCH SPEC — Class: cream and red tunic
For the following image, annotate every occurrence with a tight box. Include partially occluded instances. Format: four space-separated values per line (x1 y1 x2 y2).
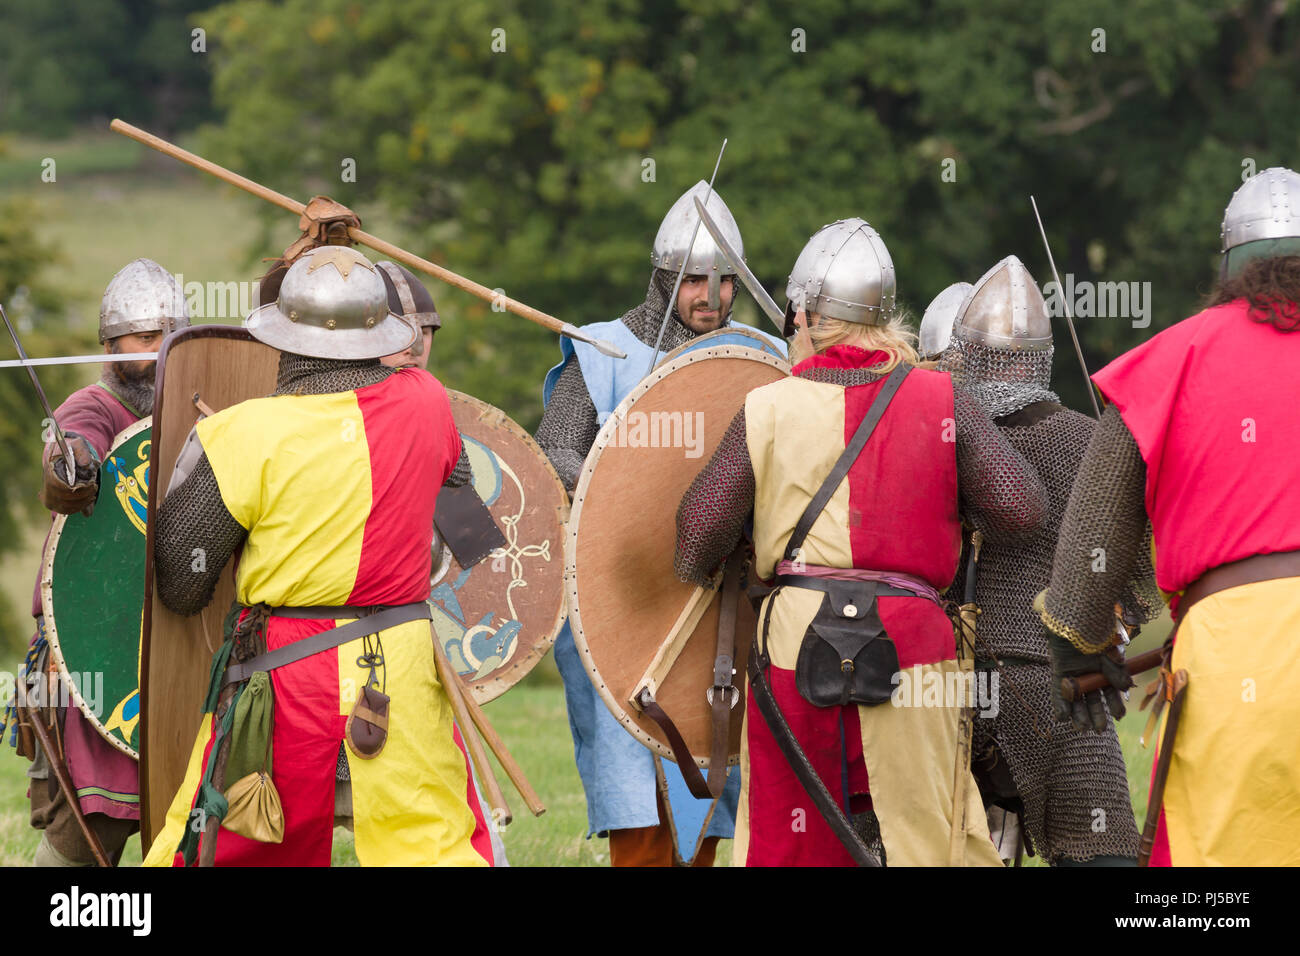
737 347 1001 866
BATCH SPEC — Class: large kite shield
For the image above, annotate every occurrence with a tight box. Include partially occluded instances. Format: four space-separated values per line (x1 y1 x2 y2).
566 344 789 769
41 418 153 760
431 390 568 704
141 326 280 850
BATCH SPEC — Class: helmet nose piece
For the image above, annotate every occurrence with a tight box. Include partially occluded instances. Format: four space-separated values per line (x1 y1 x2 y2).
707 268 721 312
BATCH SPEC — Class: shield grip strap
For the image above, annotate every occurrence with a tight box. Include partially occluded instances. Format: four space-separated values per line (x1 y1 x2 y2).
636 549 746 801
223 603 432 686
784 364 910 563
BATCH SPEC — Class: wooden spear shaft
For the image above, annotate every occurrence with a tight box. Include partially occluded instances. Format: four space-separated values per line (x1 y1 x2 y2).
22 703 111 866
431 632 513 825
109 119 625 357
458 676 547 817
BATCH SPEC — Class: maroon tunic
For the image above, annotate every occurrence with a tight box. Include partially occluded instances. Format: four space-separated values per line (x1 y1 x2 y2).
30 381 142 821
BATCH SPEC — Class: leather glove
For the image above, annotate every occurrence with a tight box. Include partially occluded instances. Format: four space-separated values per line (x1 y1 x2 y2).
1047 628 1133 733
297 195 361 244
40 432 100 515
258 196 362 304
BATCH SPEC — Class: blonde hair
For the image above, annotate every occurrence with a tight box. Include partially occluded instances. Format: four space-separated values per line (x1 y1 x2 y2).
790 310 929 372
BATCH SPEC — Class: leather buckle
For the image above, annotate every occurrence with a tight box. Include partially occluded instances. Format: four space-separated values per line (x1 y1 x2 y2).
706 685 741 709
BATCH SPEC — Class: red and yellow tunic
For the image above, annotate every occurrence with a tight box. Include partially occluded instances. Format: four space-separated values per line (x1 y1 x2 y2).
144 369 493 866
1092 299 1300 866
740 348 1000 866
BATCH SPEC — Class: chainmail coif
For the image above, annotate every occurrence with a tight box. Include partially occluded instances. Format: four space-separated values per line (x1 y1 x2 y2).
534 268 743 491
940 339 1059 419
156 353 469 615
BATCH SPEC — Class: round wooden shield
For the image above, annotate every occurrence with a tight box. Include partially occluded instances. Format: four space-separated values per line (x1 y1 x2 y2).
566 345 789 766
659 325 786 365
41 418 153 759
431 390 569 703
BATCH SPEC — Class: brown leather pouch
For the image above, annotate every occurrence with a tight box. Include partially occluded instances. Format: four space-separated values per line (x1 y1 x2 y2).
345 685 389 760
14 709 36 761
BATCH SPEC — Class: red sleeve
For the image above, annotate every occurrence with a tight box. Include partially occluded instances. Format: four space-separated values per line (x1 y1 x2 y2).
52 386 133 460
421 371 462 484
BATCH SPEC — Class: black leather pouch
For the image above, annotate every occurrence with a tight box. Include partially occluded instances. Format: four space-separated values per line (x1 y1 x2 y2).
794 581 899 707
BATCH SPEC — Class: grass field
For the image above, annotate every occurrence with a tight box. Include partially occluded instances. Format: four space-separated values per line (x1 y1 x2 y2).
0 664 641 868
0 645 1153 868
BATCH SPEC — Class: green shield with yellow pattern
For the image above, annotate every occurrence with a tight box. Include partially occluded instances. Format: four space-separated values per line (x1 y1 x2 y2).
40 418 151 759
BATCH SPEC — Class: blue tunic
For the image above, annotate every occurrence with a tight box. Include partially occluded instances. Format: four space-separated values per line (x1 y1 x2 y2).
544 318 786 857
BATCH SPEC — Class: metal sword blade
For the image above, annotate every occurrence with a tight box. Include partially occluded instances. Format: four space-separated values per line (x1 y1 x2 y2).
0 303 75 475
0 351 160 368
693 196 785 332
1029 195 1101 419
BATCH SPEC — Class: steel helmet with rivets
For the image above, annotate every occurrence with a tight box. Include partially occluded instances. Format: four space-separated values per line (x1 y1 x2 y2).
244 246 415 359
783 219 896 335
1220 167 1300 278
98 258 190 343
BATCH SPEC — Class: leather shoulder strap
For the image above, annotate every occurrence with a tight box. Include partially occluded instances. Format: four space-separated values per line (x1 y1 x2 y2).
784 364 911 562
746 637 881 867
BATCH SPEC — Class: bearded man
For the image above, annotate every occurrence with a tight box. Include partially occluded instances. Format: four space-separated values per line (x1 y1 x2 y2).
535 182 783 866
9 259 188 865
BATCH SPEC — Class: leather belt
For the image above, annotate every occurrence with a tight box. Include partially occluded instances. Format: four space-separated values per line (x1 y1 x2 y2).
223 602 431 686
776 573 939 605
774 561 943 604
1175 549 1300 626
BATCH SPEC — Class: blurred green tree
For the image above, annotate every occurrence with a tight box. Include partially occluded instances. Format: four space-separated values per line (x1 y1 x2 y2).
194 0 1300 420
0 0 214 136
0 200 92 653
